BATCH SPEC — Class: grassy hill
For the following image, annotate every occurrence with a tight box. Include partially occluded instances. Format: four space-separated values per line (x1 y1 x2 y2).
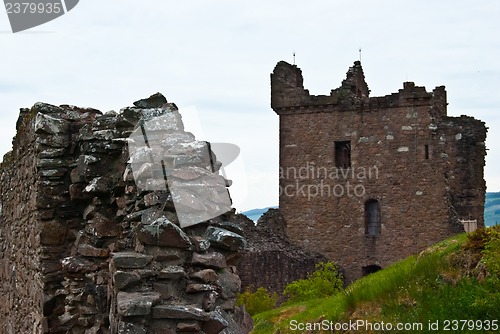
485 192 500 227
251 227 500 333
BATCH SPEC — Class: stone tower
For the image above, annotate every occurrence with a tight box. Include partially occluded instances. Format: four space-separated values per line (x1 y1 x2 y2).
271 60 487 282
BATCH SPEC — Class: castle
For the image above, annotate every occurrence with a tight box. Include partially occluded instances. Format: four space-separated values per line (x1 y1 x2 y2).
271 60 487 281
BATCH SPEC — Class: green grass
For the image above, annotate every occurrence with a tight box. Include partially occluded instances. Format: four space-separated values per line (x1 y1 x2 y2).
251 231 500 334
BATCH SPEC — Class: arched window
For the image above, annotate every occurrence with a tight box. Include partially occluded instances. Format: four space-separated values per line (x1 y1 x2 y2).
365 199 381 236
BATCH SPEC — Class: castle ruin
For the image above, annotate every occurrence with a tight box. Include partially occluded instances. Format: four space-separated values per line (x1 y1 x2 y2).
0 94 252 334
271 60 487 282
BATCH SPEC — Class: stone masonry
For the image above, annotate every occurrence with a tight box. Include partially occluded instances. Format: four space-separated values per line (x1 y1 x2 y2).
236 208 327 297
271 60 487 282
0 93 252 333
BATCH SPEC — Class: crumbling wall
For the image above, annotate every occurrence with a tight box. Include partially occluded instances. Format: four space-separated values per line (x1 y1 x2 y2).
0 93 252 334
237 209 327 295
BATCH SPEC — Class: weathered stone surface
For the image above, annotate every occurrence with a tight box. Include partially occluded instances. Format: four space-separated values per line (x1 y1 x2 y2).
61 256 98 274
38 148 66 158
39 168 67 179
40 220 68 245
191 236 211 252
190 269 218 283
117 321 147 334
112 252 153 269
114 271 141 290
185 283 217 293
162 132 196 147
35 112 69 135
205 226 246 251
152 305 210 321
133 92 168 109
145 246 188 264
78 244 110 257
36 134 70 148
116 292 161 316
216 270 241 300
202 308 228 334
36 158 69 168
191 252 227 269
137 218 192 248
84 177 111 194
176 321 201 332
90 213 121 238
157 266 186 280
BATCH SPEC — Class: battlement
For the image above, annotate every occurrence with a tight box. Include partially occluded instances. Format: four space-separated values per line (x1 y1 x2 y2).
271 61 447 117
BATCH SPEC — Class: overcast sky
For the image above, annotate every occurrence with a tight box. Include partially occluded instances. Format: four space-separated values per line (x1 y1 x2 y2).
1 1 499 211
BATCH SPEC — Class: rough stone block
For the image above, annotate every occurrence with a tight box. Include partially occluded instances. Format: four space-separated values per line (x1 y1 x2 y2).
35 113 69 135
205 227 246 251
137 218 192 249
152 305 210 321
202 308 228 334
90 213 121 238
78 244 110 257
191 252 227 269
190 269 218 283
116 292 161 317
112 252 153 269
157 266 186 280
114 271 141 290
40 220 68 245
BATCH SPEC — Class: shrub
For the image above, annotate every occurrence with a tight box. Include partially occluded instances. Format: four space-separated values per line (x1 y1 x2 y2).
283 262 343 304
463 227 490 251
482 226 500 277
236 287 279 316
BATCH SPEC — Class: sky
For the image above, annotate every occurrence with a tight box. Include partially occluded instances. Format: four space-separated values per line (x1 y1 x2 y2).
0 1 499 212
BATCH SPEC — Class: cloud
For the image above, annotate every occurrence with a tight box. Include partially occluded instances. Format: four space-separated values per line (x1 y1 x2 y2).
1 0 499 209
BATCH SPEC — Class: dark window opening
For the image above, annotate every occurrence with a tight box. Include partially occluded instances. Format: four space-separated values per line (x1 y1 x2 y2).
424 144 429 159
362 265 382 276
365 199 381 236
335 141 351 169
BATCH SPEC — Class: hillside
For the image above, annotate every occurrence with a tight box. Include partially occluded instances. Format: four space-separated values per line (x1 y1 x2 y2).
251 227 500 333
485 192 500 227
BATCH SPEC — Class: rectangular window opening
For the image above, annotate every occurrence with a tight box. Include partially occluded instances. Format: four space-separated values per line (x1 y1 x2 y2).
424 144 429 160
335 141 351 169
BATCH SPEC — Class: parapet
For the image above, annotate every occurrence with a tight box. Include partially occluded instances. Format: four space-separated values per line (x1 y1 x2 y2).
271 61 448 117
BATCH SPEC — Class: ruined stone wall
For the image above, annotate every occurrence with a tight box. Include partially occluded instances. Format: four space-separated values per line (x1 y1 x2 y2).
0 109 45 333
0 94 251 334
271 61 487 282
236 209 327 296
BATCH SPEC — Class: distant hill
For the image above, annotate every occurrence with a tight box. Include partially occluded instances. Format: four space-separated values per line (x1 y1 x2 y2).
241 207 278 222
485 192 500 227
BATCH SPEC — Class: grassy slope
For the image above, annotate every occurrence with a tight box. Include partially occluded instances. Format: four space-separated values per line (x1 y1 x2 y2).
252 230 500 333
